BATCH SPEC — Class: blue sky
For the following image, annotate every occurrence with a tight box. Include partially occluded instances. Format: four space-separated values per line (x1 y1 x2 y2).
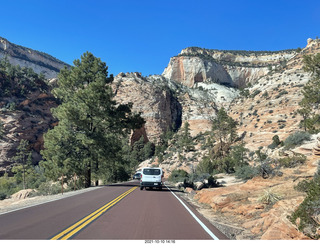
1 0 320 76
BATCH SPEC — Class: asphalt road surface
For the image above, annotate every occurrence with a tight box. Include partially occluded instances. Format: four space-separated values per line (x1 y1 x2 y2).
0 181 228 240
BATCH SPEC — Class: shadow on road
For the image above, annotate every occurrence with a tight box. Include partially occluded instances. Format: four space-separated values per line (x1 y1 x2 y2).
103 181 184 193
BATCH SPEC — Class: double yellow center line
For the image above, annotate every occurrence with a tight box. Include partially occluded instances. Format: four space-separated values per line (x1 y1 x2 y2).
51 186 138 240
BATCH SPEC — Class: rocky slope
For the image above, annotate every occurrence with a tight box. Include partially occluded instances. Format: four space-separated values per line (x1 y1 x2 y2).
0 37 69 79
229 38 320 152
139 38 320 240
148 38 319 173
0 89 58 173
191 139 319 240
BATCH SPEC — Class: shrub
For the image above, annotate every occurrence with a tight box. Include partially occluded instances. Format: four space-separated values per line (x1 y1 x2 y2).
35 181 65 196
290 163 320 239
0 174 21 200
268 135 282 149
235 165 259 180
251 89 261 98
284 131 311 149
0 192 6 200
258 189 282 205
189 172 210 183
168 169 189 183
207 176 220 188
196 156 214 175
277 154 306 168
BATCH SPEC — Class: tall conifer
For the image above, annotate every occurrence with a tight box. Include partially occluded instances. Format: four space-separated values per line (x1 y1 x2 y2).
41 52 144 187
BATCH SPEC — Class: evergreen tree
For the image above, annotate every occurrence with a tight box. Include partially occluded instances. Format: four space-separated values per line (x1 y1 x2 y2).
0 120 4 139
41 52 144 187
298 54 320 133
211 107 237 157
179 121 194 152
13 140 32 189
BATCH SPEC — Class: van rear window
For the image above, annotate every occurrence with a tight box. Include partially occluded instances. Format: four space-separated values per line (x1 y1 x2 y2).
143 169 161 175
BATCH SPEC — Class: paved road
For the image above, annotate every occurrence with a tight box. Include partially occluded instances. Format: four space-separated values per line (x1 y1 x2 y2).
0 181 228 240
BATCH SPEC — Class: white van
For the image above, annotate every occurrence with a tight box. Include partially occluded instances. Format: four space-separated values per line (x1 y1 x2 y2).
140 167 164 190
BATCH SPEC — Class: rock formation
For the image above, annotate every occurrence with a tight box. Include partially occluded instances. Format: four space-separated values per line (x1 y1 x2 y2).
0 90 58 173
112 73 182 143
0 37 70 78
313 136 320 156
163 46 297 88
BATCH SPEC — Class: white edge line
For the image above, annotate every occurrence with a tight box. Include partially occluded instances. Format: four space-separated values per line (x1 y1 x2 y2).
165 182 220 240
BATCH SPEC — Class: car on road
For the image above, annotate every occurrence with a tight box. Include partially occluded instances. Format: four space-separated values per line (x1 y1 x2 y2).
140 167 164 190
133 172 141 180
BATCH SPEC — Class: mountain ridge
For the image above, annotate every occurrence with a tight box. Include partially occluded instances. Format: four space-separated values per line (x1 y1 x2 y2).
0 36 70 78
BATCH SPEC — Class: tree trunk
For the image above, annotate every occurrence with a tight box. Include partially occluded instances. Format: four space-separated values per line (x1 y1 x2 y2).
85 167 91 188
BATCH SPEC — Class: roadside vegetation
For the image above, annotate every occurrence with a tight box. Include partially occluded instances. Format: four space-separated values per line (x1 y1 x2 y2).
0 53 147 199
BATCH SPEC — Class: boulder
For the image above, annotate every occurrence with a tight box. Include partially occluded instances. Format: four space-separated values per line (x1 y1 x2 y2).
194 181 204 190
11 189 34 200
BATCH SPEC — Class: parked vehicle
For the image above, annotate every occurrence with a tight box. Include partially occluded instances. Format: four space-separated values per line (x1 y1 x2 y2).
133 172 141 180
140 167 164 190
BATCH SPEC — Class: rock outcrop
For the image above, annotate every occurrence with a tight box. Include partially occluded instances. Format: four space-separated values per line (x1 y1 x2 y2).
163 55 234 87
163 46 297 88
193 164 315 240
112 72 238 143
0 90 58 173
313 137 320 156
112 73 182 143
0 37 70 79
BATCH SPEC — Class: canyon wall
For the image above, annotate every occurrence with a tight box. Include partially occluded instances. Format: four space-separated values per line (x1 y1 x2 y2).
163 46 297 88
0 37 69 79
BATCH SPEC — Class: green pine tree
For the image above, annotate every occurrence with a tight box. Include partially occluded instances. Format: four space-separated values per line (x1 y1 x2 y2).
41 52 144 187
298 54 320 133
211 107 237 157
13 139 32 189
179 121 194 152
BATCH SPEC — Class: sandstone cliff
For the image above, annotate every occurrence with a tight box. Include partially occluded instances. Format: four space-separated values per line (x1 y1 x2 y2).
0 37 69 79
163 46 297 88
112 71 240 145
112 72 182 143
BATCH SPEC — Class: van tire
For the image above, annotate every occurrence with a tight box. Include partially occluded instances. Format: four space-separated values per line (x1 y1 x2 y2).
140 186 144 190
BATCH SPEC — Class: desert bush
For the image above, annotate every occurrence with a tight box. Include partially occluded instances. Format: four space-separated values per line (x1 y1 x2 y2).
291 162 320 239
168 169 189 183
0 174 21 200
258 189 282 205
268 135 282 149
34 181 65 196
284 131 311 149
196 156 215 174
276 154 306 168
0 192 6 200
206 176 220 188
189 172 210 183
251 89 261 98
235 165 259 180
